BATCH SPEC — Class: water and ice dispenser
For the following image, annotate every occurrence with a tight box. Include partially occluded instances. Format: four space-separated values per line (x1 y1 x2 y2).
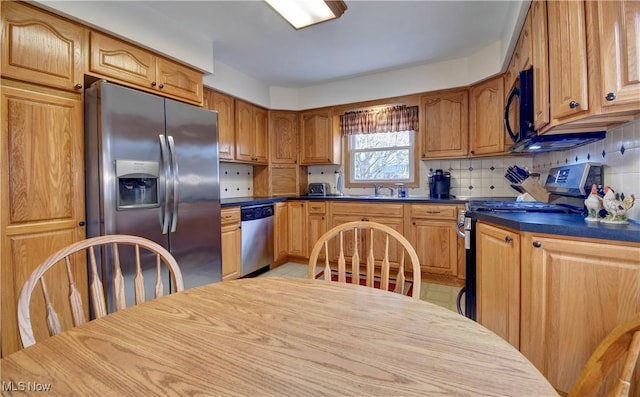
116 160 160 210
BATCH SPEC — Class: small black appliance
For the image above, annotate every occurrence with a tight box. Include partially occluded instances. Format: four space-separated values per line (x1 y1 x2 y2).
428 169 451 199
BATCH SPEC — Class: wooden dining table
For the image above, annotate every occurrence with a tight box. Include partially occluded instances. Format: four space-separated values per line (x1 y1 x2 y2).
1 277 558 396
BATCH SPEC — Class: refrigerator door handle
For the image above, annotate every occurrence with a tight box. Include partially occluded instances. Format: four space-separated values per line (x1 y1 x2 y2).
159 134 172 235
168 135 179 233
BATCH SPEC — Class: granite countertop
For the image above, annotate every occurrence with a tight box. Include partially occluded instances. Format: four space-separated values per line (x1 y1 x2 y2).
470 211 640 243
220 195 476 207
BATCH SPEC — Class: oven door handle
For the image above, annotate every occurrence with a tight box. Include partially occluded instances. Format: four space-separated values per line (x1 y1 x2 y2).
456 221 466 238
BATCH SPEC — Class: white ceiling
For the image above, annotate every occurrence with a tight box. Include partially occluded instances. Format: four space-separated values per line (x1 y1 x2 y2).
134 1 525 88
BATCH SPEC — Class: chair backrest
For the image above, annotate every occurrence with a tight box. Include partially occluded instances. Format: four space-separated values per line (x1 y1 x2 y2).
569 315 640 397
18 234 184 348
308 221 421 299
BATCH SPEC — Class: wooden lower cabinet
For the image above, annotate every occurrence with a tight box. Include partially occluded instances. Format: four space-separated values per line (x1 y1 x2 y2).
520 234 640 396
329 205 404 267
307 202 327 259
287 201 307 258
475 222 520 349
273 202 288 263
220 207 241 281
406 204 463 278
1 79 87 356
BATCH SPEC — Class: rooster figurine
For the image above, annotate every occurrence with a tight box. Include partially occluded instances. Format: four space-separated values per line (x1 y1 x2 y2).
602 186 636 224
584 184 603 222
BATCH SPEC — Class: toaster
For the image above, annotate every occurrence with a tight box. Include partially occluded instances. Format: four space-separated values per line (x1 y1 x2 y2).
307 183 331 196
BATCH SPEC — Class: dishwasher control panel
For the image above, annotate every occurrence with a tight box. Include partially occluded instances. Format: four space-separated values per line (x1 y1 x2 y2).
241 204 274 221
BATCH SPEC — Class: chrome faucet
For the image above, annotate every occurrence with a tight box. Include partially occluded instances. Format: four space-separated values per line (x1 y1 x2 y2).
386 187 395 197
374 184 383 196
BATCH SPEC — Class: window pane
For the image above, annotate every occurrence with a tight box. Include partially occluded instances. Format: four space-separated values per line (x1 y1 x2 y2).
353 131 411 149
353 149 410 181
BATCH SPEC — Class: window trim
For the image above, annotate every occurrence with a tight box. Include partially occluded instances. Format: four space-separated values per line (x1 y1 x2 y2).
344 131 419 189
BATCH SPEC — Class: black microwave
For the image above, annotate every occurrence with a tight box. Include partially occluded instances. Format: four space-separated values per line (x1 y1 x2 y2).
504 68 535 145
504 68 605 153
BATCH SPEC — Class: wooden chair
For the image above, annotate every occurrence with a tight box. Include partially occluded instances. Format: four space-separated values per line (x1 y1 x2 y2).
308 221 421 299
18 235 184 348
569 315 640 397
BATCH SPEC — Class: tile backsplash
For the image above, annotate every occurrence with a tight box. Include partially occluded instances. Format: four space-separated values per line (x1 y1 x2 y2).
307 157 533 199
220 163 253 198
532 118 640 221
221 119 639 221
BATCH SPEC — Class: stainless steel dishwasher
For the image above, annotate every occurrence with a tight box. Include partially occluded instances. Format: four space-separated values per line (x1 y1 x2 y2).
240 203 274 276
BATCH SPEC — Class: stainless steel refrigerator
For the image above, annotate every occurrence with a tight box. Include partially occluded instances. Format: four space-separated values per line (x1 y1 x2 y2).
85 81 221 310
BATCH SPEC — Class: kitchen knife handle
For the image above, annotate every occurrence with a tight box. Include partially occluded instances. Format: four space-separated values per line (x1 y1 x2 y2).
168 135 179 233
159 134 171 235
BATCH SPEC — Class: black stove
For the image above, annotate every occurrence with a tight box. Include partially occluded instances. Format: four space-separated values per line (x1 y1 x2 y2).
467 200 579 214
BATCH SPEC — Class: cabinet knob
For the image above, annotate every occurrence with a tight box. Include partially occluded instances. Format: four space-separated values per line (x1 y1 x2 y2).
78 221 86 226
532 241 542 248
159 84 164 89
505 236 512 242
605 92 617 101
362 218 369 221
470 150 475 154
569 101 579 109
75 83 83 90
151 81 157 87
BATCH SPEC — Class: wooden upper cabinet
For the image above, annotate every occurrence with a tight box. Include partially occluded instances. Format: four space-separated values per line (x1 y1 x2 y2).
89 31 202 105
1 2 85 92
420 89 469 159
469 76 505 156
547 0 589 121
591 0 640 112
531 0 550 131
299 108 340 165
504 9 532 96
154 57 203 105
235 100 268 164
270 111 298 164
205 90 235 160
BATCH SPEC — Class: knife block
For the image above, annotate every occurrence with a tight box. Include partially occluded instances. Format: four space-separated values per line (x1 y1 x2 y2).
511 178 550 203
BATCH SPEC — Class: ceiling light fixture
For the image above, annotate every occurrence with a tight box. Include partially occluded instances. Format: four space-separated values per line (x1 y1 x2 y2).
265 0 347 30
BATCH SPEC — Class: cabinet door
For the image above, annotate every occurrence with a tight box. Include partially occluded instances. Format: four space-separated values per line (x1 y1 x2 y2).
476 223 520 349
1 80 87 355
274 202 288 261
253 107 269 163
420 89 469 158
235 100 255 162
547 1 589 120
207 90 235 160
270 111 298 164
521 236 640 395
300 108 338 165
1 2 85 92
221 223 241 281
155 57 203 105
593 0 640 111
89 31 156 90
409 219 458 276
330 215 404 267
531 0 550 131
469 76 505 156
287 202 307 257
307 213 328 260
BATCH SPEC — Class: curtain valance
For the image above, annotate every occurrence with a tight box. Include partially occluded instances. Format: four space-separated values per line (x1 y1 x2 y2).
339 105 419 135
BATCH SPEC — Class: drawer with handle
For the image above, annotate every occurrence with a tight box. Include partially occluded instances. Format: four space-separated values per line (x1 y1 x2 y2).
307 202 327 214
221 207 241 225
409 204 457 219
